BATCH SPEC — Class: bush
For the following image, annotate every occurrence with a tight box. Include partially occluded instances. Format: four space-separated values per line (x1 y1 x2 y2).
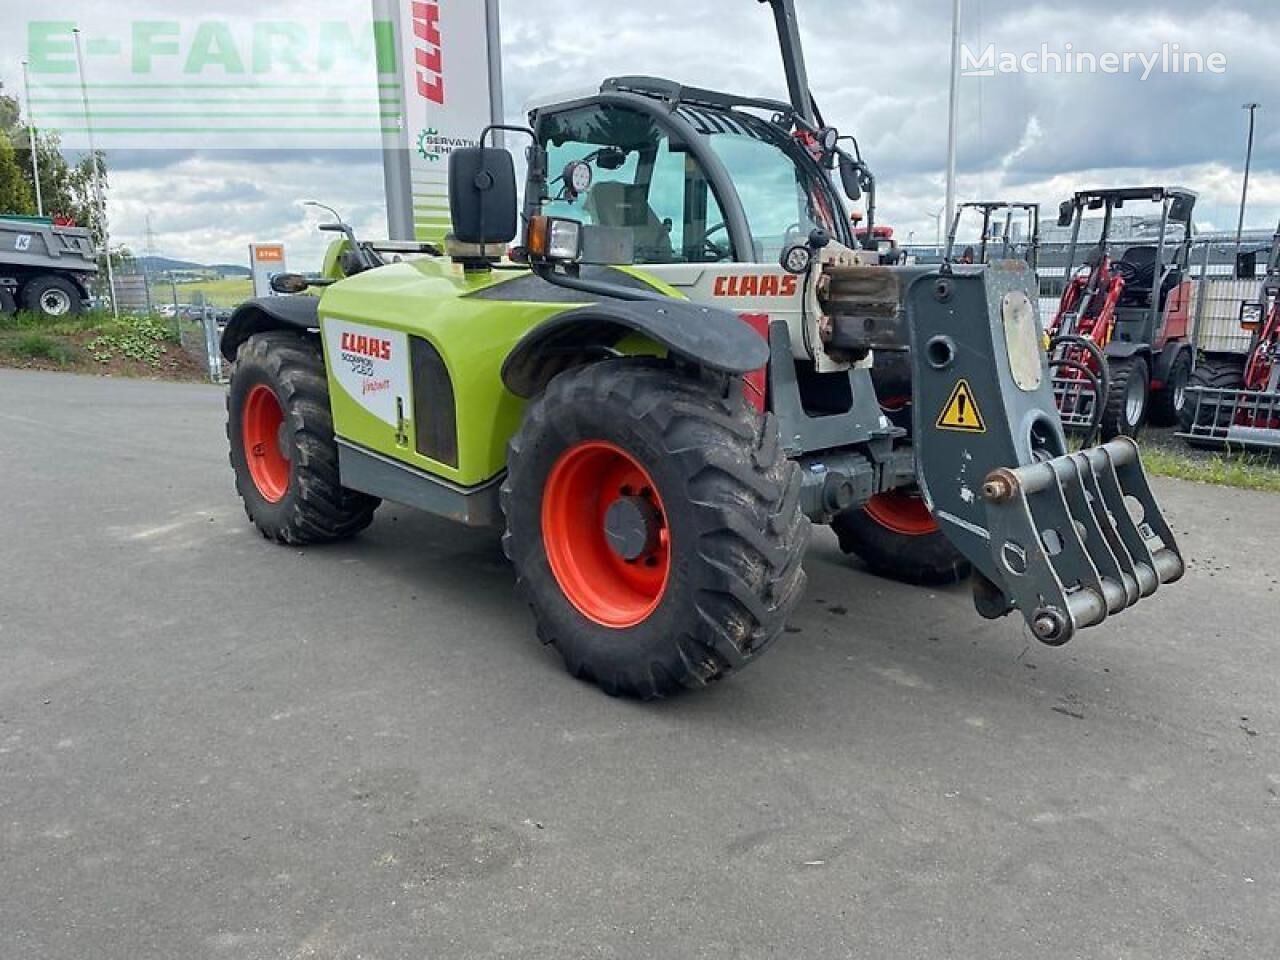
85 315 176 367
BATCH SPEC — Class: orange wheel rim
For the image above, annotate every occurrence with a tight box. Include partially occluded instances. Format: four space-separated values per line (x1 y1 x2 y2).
542 441 671 628
864 491 939 537
242 384 290 503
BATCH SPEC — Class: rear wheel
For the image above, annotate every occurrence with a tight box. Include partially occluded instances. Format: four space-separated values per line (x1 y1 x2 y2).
1148 348 1191 427
227 331 380 544
832 491 971 586
22 274 82 319
1101 355 1150 440
502 360 808 699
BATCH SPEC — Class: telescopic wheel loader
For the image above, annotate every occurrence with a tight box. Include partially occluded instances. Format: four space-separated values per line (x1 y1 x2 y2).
1047 188 1198 440
1179 220 1280 449
945 201 1041 270
220 0 1184 699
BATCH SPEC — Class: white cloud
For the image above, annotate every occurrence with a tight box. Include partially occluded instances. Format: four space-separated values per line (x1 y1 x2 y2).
1 0 1275 267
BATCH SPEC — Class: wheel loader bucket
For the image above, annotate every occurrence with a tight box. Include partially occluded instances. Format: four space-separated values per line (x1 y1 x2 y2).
899 262 1185 644
1178 387 1280 451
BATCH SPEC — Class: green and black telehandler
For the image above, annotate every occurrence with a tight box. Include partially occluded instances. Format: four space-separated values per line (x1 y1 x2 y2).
220 0 1184 698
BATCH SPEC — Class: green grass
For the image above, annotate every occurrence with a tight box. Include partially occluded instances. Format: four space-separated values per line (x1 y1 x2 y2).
4 332 76 365
1142 447 1280 494
152 277 253 308
0 310 182 371
0 309 115 334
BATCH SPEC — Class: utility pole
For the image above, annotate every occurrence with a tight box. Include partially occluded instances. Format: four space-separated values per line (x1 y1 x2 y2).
73 28 118 318
21 60 44 217
944 0 963 228
1236 102 1261 252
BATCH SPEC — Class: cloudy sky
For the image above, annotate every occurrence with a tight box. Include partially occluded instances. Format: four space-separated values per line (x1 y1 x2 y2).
1 0 1277 267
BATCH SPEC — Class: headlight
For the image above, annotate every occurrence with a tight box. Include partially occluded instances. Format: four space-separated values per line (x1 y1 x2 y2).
526 216 583 264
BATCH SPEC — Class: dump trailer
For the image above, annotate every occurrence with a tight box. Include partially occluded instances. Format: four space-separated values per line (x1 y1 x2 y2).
1179 220 1280 449
0 216 97 318
217 0 1185 699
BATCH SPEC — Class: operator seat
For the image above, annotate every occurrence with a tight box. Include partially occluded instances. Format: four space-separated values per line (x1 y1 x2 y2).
1117 245 1181 309
584 181 674 263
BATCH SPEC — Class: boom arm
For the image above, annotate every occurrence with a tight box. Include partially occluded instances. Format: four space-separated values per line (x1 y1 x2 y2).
759 0 816 124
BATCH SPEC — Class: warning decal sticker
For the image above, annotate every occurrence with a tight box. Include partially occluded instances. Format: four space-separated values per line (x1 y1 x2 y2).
936 379 987 434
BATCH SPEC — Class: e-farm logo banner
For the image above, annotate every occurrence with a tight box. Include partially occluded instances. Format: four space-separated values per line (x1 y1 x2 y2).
21 15 407 149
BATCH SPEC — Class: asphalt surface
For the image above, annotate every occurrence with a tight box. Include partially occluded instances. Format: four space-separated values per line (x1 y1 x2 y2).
2 368 1278 960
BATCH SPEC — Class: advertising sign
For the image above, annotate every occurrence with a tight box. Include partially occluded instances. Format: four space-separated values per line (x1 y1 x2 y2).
378 0 504 244
249 244 287 298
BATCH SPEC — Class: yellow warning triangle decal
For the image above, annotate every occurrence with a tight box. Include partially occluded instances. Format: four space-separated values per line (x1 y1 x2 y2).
936 379 987 433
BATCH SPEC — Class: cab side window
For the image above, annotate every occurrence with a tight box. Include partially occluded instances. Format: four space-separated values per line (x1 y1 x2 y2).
539 105 730 265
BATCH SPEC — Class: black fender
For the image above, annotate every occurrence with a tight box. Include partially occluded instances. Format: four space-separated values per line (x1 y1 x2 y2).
1151 341 1190 385
501 300 770 399
220 296 320 361
1103 341 1152 362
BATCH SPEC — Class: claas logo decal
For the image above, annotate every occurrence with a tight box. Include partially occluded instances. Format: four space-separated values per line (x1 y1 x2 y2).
413 0 444 105
713 274 799 298
340 332 393 361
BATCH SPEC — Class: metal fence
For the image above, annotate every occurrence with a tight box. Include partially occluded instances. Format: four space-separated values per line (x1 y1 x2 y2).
175 307 227 383
1185 239 1265 357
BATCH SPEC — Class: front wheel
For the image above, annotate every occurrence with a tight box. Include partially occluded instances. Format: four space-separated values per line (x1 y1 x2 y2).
832 492 971 586
227 331 380 544
1101 355 1150 440
502 360 809 699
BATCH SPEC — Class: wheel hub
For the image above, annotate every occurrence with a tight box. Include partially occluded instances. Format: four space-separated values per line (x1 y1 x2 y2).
604 496 663 562
242 384 291 503
542 441 672 629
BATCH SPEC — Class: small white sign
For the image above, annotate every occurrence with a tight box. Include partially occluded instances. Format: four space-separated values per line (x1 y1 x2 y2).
249 243 287 298
323 318 411 427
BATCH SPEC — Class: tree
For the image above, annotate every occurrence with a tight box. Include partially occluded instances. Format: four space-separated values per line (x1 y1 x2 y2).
1 91 108 240
0 134 34 215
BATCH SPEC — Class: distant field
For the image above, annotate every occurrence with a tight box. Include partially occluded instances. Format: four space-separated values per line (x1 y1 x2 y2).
151 277 253 308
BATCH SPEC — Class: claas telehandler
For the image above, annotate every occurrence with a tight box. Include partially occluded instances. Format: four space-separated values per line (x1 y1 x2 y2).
219 0 1183 698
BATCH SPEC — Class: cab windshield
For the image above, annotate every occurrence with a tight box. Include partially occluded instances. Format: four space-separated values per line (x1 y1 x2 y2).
679 106 842 260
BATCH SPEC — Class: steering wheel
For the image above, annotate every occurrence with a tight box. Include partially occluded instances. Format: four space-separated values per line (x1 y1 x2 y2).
697 222 732 262
1113 259 1140 284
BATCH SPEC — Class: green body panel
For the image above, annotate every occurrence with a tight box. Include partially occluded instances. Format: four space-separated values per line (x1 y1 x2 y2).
317 258 664 488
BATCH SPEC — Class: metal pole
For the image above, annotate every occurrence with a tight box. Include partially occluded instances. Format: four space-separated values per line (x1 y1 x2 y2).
21 60 44 217
72 29 117 318
944 0 962 227
1236 102 1260 252
485 0 505 131
373 0 415 241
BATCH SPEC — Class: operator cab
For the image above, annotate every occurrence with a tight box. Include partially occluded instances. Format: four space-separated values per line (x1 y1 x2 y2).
527 77 861 268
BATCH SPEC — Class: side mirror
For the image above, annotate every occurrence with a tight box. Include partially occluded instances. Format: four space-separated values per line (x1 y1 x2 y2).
448 147 518 246
269 273 310 295
1057 202 1074 228
839 155 863 202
